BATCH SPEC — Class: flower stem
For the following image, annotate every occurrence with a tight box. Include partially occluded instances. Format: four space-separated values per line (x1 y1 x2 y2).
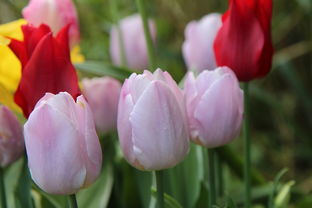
155 170 164 208
215 154 224 197
110 0 127 66
208 149 216 207
135 0 156 69
69 194 78 208
0 167 7 208
243 82 251 208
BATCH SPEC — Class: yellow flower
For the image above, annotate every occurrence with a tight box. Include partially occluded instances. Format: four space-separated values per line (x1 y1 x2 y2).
0 19 26 113
0 19 84 113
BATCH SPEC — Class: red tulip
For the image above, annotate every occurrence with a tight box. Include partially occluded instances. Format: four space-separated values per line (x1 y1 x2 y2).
213 0 273 82
9 24 80 118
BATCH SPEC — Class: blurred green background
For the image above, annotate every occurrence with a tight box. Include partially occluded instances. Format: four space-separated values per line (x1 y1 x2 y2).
0 0 311 207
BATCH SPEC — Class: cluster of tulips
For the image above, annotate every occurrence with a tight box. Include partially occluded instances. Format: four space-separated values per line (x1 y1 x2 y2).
0 0 273 207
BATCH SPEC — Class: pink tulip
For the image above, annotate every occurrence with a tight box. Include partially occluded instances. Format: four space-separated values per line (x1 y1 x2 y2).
118 69 189 171
184 67 244 148
110 14 156 70
82 77 121 133
22 0 80 46
182 13 222 72
24 92 102 195
0 106 24 167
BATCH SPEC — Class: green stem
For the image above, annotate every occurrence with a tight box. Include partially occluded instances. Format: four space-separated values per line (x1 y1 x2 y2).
68 194 78 208
215 155 224 198
215 146 265 185
208 149 216 207
110 0 127 66
244 82 251 208
135 0 156 69
155 171 164 208
0 168 7 208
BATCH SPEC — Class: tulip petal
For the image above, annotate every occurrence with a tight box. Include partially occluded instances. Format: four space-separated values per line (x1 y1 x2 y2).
182 13 221 72
0 106 24 167
13 27 80 118
110 14 156 70
129 81 189 170
22 24 51 56
214 0 273 81
25 103 86 194
118 79 136 164
75 95 102 187
194 73 243 147
22 0 80 46
82 77 121 132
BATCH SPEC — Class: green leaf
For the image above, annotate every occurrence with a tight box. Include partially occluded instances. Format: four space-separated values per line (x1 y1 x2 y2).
274 180 295 208
195 182 209 208
268 168 288 208
225 197 238 208
34 188 67 208
77 162 114 208
133 170 153 208
164 144 204 208
151 188 183 208
15 157 33 208
3 158 23 208
216 146 265 186
75 61 133 81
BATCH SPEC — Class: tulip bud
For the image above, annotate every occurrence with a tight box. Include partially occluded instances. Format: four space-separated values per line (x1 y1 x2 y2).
110 14 156 70
82 77 121 133
182 13 222 72
22 0 80 46
0 106 24 167
184 67 244 148
118 69 189 171
214 0 273 81
24 92 102 195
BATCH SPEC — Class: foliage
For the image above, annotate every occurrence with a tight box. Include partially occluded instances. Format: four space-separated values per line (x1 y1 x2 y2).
0 0 311 207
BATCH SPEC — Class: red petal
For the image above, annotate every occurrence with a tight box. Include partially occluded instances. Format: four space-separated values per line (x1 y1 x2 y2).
8 39 28 69
214 0 273 81
55 24 71 59
14 30 80 118
22 24 51 57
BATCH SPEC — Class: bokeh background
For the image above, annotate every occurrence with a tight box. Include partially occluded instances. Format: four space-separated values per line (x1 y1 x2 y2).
1 0 311 207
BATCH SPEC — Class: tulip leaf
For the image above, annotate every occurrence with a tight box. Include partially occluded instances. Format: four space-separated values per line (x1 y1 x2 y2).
3 158 23 208
225 197 238 208
15 157 34 208
268 168 288 208
134 170 153 208
151 188 183 208
162 144 204 208
274 180 295 208
75 61 133 81
216 146 265 185
195 182 209 208
77 161 114 208
33 189 67 208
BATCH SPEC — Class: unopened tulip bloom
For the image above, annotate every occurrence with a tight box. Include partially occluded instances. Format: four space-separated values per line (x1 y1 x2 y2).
110 14 156 70
24 92 102 195
184 67 244 148
82 77 121 133
182 13 222 72
0 106 24 167
214 0 273 81
118 69 189 171
9 24 81 118
22 0 80 46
